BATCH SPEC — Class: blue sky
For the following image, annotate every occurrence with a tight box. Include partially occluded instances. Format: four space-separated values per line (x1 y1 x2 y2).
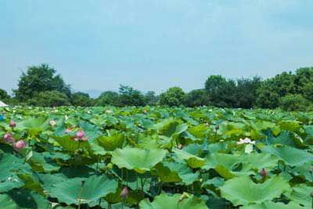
1 0 313 96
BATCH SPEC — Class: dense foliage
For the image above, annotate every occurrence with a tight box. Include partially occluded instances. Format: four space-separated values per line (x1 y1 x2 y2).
0 106 312 209
2 64 313 110
0 89 10 103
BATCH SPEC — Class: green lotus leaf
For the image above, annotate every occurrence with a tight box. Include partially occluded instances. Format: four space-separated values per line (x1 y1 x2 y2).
96 132 125 151
241 201 303 209
220 175 291 206
27 151 60 172
49 175 118 206
111 147 167 173
0 194 17 209
157 161 199 185
262 145 313 166
174 148 205 168
0 175 24 192
153 119 181 137
52 135 91 152
139 193 208 209
215 165 236 179
243 153 279 170
155 163 181 183
0 189 49 209
18 117 48 136
291 162 313 182
17 172 44 194
278 120 301 132
204 153 241 170
0 153 30 180
289 184 312 208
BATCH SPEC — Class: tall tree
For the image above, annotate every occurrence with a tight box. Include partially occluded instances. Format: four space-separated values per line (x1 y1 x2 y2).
234 77 262 108
204 75 237 107
14 64 71 101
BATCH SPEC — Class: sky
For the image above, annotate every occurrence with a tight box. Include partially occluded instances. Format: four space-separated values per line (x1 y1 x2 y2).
1 0 313 97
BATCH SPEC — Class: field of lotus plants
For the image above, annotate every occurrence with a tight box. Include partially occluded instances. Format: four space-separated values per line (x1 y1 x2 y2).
0 106 312 209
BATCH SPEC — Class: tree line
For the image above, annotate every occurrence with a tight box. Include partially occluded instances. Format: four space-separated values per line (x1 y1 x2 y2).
1 64 313 111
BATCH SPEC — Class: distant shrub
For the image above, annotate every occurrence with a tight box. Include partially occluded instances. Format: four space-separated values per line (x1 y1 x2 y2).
279 94 310 111
28 91 70 107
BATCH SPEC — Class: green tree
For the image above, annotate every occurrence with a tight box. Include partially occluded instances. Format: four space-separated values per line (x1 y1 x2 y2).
234 77 261 108
205 75 236 107
159 87 185 106
117 85 146 106
96 91 119 106
303 82 313 101
205 75 228 94
294 67 313 101
28 91 70 107
14 64 71 101
256 72 296 108
144 91 159 106
184 89 209 107
71 92 93 106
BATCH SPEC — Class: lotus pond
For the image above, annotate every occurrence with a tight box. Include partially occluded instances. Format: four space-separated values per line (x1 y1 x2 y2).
0 106 312 209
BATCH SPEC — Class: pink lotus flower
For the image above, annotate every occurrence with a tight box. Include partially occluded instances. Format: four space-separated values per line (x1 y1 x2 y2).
120 186 129 199
72 130 88 141
9 120 16 128
14 140 27 150
76 130 85 139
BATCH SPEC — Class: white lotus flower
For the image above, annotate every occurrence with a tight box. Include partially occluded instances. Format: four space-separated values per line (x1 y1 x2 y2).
237 138 255 145
49 120 57 127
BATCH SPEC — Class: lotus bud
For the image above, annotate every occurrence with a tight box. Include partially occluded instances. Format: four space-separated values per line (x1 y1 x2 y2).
120 186 129 199
9 120 16 128
3 133 14 143
14 140 26 150
259 168 267 178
